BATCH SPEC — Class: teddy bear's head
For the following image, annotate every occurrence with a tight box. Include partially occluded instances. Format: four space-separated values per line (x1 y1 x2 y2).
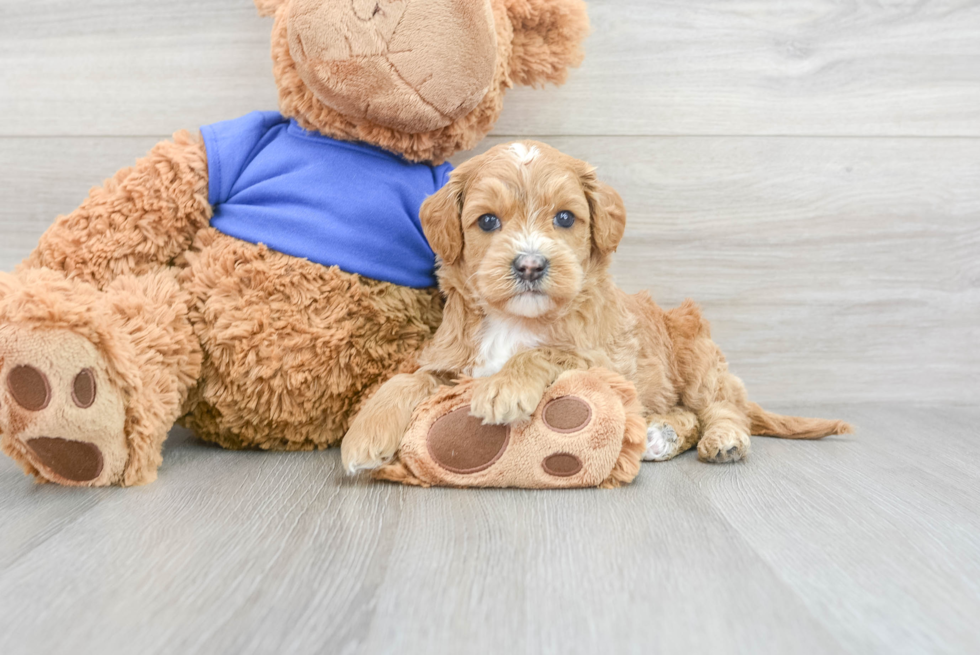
255 0 589 163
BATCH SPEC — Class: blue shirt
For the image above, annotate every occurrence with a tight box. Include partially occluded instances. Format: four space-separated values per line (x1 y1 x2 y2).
201 111 452 288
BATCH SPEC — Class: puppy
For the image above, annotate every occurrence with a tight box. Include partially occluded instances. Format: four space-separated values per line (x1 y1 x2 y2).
341 141 851 473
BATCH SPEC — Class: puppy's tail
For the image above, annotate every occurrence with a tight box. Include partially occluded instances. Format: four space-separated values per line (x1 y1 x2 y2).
747 402 853 440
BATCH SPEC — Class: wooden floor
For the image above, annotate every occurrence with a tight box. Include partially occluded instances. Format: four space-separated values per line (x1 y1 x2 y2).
0 403 977 655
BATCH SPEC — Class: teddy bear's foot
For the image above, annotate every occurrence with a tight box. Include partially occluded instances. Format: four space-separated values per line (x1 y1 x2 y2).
0 268 202 487
375 368 648 489
0 325 128 486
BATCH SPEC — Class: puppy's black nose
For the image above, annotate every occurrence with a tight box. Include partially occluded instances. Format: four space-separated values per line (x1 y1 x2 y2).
512 254 549 282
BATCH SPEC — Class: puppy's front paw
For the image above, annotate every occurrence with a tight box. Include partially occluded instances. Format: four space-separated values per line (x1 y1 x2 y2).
340 412 404 475
469 374 543 425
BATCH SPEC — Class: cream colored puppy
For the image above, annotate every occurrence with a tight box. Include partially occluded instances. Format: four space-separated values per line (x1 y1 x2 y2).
341 142 851 473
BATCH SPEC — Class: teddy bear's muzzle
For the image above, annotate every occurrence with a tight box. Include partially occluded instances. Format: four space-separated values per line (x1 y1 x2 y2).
286 0 497 133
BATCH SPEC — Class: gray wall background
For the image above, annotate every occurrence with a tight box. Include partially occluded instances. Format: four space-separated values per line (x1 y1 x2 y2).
1 0 977 405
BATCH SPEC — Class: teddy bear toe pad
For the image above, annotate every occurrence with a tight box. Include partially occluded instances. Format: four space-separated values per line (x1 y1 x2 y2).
541 452 583 477
426 407 510 474
7 365 53 411
542 396 592 433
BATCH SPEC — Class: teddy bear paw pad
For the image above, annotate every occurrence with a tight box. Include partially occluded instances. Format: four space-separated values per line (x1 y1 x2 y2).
0 326 128 486
542 396 592 433
541 452 583 477
24 437 103 483
426 406 509 474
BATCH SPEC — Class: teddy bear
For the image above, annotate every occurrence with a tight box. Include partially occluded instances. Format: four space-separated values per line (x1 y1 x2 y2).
0 0 591 487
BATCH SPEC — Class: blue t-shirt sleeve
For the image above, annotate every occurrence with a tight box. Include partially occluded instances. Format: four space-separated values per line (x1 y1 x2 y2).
201 111 287 206
434 161 454 190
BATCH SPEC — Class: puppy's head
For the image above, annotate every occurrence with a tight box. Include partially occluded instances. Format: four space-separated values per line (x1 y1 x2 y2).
421 141 626 319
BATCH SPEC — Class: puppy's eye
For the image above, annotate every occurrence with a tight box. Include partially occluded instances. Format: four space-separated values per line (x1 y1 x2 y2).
478 213 501 232
553 210 576 229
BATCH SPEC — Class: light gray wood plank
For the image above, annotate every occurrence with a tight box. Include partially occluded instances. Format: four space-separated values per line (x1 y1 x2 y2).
1 1 979 137
3 135 977 405
0 0 278 137
0 428 189 574
0 434 405 655
0 430 846 655
356 462 846 655
0 460 109 573
498 0 980 137
677 403 980 655
0 405 977 655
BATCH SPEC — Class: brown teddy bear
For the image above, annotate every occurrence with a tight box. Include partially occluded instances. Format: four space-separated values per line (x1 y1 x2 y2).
0 0 590 487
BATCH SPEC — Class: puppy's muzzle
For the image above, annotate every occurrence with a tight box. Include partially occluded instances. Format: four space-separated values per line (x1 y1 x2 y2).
513 254 549 283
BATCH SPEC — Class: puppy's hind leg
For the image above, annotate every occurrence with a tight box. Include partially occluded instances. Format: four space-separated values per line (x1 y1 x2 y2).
642 408 700 461
696 399 752 463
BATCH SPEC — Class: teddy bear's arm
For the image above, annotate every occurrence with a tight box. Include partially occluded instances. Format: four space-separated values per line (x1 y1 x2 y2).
20 130 211 290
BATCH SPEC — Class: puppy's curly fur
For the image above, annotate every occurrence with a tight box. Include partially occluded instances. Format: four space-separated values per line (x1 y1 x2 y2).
342 142 853 472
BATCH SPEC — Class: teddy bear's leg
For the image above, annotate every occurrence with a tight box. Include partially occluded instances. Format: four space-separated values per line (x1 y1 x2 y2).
0 131 210 486
21 130 211 289
0 269 202 486
642 408 701 462
177 229 443 451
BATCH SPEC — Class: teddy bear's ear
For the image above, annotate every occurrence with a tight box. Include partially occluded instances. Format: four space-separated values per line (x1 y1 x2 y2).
506 0 590 87
254 0 286 17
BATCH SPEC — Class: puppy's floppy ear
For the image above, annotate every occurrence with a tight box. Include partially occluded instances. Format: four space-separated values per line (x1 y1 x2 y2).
580 166 626 257
421 172 466 266
506 0 590 87
254 0 286 17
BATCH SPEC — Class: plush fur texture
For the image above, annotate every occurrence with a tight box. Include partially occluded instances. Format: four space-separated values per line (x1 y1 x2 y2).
342 142 853 473
177 228 443 451
375 367 647 488
283 0 498 134
0 1 589 486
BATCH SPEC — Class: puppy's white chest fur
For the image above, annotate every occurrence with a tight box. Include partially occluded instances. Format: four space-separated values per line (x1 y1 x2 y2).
469 316 543 378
